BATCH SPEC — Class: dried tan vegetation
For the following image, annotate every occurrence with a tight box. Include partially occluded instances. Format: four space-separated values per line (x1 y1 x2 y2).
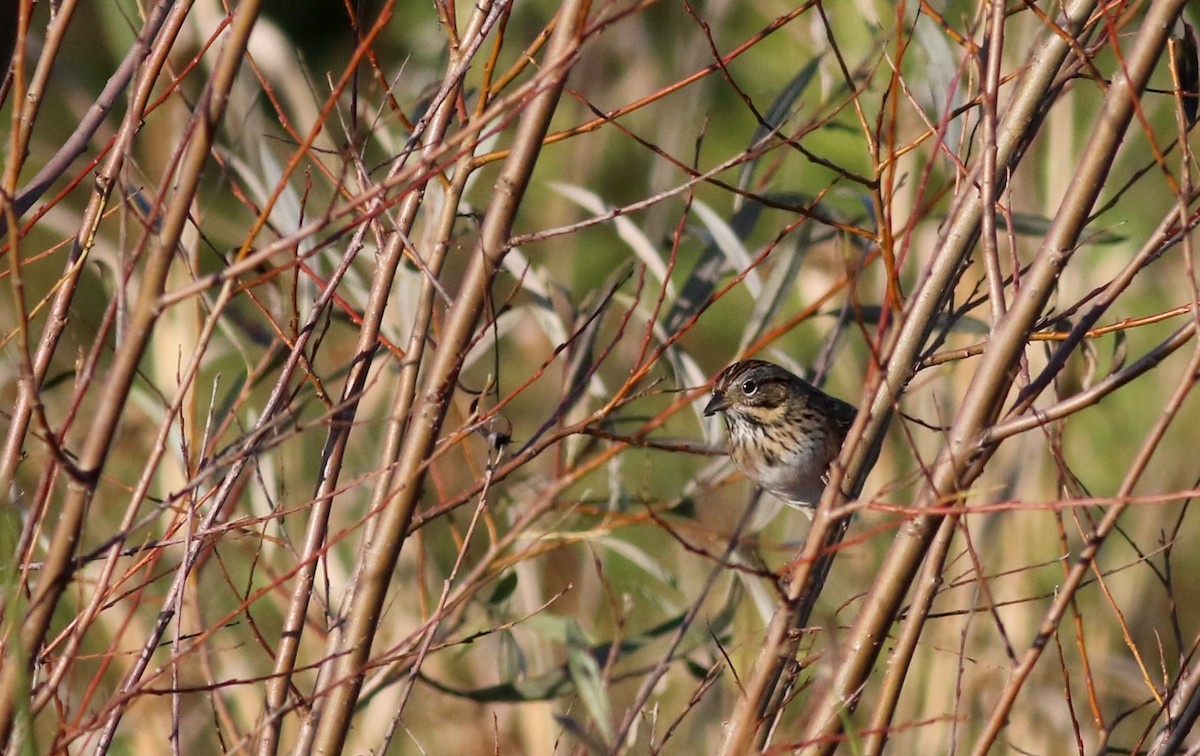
2 0 1200 753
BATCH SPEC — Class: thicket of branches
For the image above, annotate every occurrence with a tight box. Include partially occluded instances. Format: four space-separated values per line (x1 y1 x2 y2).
2 0 1200 753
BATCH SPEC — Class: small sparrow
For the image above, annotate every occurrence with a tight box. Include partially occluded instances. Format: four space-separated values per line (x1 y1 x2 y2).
704 359 856 508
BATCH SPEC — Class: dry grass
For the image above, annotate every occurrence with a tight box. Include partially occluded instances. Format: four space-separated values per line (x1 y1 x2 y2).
2 0 1200 753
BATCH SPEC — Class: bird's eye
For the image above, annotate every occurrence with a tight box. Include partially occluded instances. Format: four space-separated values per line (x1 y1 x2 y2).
741 379 757 395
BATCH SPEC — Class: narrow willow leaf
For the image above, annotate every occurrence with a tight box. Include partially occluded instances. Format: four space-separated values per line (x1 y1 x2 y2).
461 306 527 371
486 571 519 606
691 199 763 298
593 535 676 586
427 611 699 703
554 714 611 753
500 249 571 347
737 230 810 354
663 200 764 334
854 304 988 335
611 288 714 427
566 621 614 745
684 659 711 680
550 182 674 298
420 667 574 703
735 55 824 197
1010 212 1124 245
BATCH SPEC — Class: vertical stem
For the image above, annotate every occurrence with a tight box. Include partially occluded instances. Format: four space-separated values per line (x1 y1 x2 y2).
0 0 264 747
308 0 591 750
253 4 479 748
719 0 1100 750
798 1 1186 751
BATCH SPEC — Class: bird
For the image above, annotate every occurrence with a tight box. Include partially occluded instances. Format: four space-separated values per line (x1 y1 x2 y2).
704 359 856 508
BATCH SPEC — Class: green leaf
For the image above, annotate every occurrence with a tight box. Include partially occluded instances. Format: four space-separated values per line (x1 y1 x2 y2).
684 658 711 680
663 199 764 334
1010 213 1124 245
737 55 824 195
425 610 698 704
738 225 811 354
566 621 613 745
691 199 763 298
550 182 674 298
554 713 611 754
486 571 519 606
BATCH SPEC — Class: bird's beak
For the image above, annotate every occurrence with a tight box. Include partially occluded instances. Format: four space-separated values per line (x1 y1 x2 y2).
703 391 728 416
